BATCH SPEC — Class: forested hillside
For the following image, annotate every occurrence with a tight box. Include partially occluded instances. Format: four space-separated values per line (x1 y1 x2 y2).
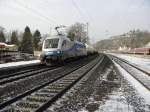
96 30 150 50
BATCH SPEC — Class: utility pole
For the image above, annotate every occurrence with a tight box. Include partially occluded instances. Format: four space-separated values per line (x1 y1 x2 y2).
86 22 89 44
50 27 52 36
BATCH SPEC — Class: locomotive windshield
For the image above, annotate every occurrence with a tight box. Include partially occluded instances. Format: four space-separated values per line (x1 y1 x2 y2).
44 38 59 48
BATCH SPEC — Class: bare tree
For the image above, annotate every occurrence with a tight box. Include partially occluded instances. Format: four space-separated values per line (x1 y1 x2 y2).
67 22 87 43
0 26 5 32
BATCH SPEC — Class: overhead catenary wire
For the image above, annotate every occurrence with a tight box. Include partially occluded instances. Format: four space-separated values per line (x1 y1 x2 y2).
71 0 98 42
13 0 58 25
33 0 58 21
71 0 95 23
71 0 87 22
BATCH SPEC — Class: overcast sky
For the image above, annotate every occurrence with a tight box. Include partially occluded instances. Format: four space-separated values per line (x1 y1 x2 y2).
0 0 150 43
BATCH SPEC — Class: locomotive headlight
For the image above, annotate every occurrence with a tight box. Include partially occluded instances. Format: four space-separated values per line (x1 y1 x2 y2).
57 50 61 54
45 52 49 55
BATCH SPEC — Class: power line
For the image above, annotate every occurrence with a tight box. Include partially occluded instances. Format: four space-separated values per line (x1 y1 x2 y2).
71 0 95 22
71 0 87 22
34 0 58 21
71 0 97 41
14 0 58 25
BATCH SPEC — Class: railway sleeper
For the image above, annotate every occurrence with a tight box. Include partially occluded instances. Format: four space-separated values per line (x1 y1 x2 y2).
15 101 40 109
26 96 49 103
61 78 78 81
39 89 60 94
33 93 55 98
59 80 74 83
6 107 33 112
46 86 65 90
55 82 73 85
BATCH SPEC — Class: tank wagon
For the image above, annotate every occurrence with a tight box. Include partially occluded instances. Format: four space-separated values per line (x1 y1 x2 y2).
40 35 87 65
85 44 97 55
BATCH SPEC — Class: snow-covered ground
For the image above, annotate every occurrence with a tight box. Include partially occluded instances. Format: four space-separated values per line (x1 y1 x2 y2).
0 60 40 69
114 61 150 106
110 53 150 72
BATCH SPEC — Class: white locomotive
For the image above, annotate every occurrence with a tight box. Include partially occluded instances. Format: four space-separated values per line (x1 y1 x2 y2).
40 35 87 65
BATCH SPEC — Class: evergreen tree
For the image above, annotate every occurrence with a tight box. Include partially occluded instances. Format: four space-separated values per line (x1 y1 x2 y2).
33 30 41 50
11 31 19 46
0 31 5 42
20 26 34 54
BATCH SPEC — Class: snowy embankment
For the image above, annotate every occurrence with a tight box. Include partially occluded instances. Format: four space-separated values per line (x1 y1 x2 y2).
110 53 150 72
0 60 40 69
114 61 150 106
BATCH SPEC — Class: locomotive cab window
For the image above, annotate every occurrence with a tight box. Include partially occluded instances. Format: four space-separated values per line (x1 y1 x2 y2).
44 38 59 49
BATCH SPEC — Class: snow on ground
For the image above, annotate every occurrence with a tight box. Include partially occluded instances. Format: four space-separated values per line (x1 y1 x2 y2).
46 56 149 112
114 61 150 105
110 53 150 72
96 90 134 112
0 60 40 69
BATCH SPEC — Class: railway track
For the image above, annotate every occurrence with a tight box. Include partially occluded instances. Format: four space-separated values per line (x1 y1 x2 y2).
0 56 97 103
0 57 96 87
109 54 150 75
108 54 150 91
0 64 43 78
0 55 102 111
0 66 60 85
0 56 97 87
